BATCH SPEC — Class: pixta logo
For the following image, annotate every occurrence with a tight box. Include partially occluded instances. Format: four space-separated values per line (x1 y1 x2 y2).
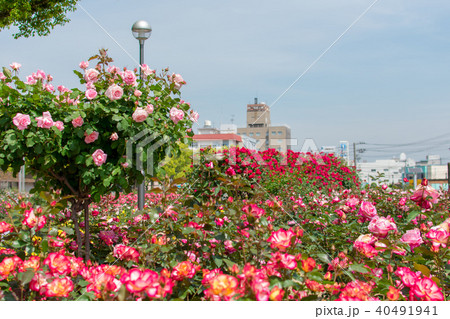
126 129 172 175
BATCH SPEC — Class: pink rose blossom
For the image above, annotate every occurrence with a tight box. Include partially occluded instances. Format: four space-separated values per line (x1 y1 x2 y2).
411 277 444 301
36 111 54 129
33 70 46 81
72 116 84 128
110 132 119 141
189 111 199 123
84 68 100 83
141 64 155 78
168 73 186 90
368 216 397 238
43 83 54 92
79 61 89 69
85 89 97 100
134 89 142 97
25 75 36 85
400 228 423 250
107 65 120 74
10 62 21 70
410 180 440 210
359 201 377 220
53 121 64 131
0 72 6 80
132 107 148 123
425 227 449 252
84 131 99 144
120 70 137 86
13 113 31 130
105 84 123 100
145 104 154 114
92 149 107 166
169 107 184 124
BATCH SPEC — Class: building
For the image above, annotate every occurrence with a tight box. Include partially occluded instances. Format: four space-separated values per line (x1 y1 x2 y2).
0 170 35 192
237 98 291 152
192 121 257 150
358 156 415 185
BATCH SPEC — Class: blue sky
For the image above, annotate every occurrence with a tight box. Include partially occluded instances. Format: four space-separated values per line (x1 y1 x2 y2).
1 0 450 162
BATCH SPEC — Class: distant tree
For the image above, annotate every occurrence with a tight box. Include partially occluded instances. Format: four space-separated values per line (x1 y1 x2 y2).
0 0 79 39
157 143 193 180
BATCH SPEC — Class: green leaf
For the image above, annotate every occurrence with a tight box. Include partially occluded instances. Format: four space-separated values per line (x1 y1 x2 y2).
406 210 421 224
349 263 369 274
306 269 323 282
213 256 223 267
414 263 431 277
19 269 35 285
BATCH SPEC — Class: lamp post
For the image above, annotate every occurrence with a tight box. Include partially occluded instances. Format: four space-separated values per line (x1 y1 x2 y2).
132 20 152 211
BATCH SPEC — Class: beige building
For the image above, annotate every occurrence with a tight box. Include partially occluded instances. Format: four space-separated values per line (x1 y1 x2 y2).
237 98 291 152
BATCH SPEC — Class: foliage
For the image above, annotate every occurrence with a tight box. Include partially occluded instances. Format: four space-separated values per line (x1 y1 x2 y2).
0 0 79 38
0 49 195 258
157 143 193 180
1 148 449 301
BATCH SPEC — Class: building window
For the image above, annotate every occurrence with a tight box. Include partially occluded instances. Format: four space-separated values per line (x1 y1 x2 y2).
371 169 376 172
256 132 260 137
278 139 282 143
249 133 254 137
223 140 229 147
278 131 282 135
272 131 276 135
384 169 388 172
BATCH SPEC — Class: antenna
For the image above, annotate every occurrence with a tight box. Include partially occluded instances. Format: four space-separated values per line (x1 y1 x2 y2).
230 114 235 124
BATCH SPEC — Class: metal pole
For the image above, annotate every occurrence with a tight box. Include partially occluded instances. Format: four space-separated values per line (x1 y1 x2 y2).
447 162 450 192
137 40 145 211
353 142 356 168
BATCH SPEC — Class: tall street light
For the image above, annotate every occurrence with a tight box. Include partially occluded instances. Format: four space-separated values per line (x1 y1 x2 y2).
132 20 152 211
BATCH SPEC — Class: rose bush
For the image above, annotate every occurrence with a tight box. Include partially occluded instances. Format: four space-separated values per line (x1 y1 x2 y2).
0 50 196 259
1 147 449 301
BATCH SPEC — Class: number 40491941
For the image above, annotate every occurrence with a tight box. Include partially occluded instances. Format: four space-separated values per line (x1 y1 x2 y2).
375 306 438 316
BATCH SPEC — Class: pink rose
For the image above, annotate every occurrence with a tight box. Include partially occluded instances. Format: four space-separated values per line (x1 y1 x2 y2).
359 201 377 220
132 107 148 123
105 84 123 100
0 72 6 80
10 62 21 70
13 113 31 130
120 70 137 86
189 111 199 123
79 61 89 69
134 89 142 97
110 132 119 141
72 116 84 128
410 181 440 210
84 68 99 83
92 149 107 166
141 64 155 78
36 111 54 128
169 107 184 124
107 65 120 74
85 89 97 100
25 75 37 85
44 83 54 92
400 228 423 249
368 216 397 238
84 131 99 144
145 104 154 114
53 121 64 131
168 73 186 90
411 277 444 301
33 70 46 81
425 227 449 252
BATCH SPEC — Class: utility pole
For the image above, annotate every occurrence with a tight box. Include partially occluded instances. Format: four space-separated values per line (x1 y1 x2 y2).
353 142 356 168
